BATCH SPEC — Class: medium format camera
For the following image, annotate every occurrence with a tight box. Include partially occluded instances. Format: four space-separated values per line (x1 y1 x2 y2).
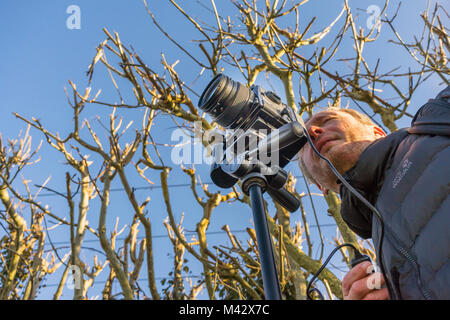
198 74 306 192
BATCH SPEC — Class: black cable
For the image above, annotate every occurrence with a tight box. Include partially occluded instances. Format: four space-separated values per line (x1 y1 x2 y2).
306 243 359 300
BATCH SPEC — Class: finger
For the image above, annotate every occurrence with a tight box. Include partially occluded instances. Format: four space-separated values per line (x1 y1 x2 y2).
362 288 389 300
346 272 387 300
366 272 385 291
342 261 373 297
345 276 374 300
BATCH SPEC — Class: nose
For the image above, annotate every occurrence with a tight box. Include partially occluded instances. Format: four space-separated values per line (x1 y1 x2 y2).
308 125 324 142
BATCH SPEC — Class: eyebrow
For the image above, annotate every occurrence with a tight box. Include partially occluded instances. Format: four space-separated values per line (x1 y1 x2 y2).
306 112 337 127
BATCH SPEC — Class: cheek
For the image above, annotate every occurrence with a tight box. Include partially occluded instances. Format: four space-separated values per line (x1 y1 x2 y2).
333 123 351 140
341 120 371 141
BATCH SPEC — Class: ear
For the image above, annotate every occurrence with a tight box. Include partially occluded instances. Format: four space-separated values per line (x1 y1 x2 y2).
373 126 386 139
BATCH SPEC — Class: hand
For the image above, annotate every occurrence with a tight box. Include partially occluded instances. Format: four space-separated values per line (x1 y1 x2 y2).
342 261 389 300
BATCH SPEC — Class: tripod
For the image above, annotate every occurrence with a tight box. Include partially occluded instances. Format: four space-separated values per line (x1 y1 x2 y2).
242 172 283 300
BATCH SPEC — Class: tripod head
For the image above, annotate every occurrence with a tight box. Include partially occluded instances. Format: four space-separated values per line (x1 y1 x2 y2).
219 121 306 212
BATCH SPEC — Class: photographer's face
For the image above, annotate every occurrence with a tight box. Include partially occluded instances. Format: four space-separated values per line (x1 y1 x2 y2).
299 110 385 194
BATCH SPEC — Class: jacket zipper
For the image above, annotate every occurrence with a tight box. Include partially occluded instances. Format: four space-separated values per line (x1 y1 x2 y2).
383 228 433 300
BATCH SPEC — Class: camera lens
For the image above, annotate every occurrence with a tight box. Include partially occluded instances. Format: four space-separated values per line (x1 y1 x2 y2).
198 74 255 129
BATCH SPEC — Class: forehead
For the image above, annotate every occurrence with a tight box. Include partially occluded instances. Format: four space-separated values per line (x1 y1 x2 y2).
305 110 343 127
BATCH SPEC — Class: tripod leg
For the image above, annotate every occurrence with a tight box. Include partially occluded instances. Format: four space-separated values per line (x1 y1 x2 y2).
248 184 282 300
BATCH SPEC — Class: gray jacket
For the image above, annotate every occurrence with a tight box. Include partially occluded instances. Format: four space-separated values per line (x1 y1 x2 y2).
340 86 450 300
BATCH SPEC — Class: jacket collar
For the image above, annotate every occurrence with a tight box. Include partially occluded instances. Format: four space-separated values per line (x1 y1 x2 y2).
340 128 409 198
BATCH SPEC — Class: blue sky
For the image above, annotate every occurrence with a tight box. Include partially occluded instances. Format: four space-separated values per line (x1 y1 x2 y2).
0 0 446 299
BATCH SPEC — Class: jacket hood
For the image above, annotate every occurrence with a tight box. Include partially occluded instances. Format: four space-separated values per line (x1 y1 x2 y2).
409 85 450 136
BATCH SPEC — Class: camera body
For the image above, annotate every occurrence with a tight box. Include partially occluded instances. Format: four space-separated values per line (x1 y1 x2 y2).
198 74 306 189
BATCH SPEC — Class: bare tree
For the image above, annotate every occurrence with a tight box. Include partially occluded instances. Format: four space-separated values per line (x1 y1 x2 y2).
0 0 447 300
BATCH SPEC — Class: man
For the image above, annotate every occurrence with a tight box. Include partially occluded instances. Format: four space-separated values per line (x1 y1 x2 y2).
298 86 450 300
